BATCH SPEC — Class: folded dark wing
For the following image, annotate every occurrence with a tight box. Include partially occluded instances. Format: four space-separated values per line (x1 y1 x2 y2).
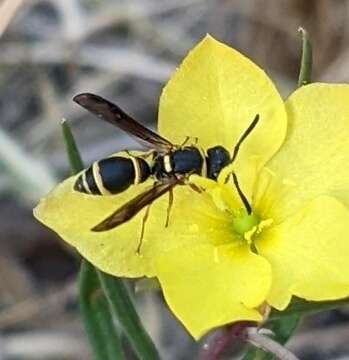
91 181 178 232
74 93 173 151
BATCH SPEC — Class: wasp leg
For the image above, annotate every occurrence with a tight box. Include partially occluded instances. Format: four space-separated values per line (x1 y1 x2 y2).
137 150 155 159
136 204 152 254
125 149 154 159
183 171 204 194
188 183 203 193
165 188 174 227
180 136 190 147
180 136 199 147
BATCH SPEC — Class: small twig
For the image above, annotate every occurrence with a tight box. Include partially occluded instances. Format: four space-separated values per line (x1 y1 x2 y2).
0 125 57 203
246 327 300 360
1 330 89 359
0 280 76 329
80 0 208 43
289 322 349 355
0 0 24 37
0 42 175 82
26 72 116 148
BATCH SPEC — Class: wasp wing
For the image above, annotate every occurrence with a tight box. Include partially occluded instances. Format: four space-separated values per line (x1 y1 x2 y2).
91 181 178 232
73 93 173 151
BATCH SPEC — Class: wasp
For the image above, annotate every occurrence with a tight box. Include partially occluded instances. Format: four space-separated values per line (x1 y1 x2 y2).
73 93 259 240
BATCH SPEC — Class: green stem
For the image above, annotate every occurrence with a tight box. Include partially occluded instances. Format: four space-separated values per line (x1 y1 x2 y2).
98 270 160 360
297 27 312 87
79 261 125 360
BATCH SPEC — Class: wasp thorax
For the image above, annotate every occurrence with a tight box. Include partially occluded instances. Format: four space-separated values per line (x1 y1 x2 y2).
152 147 204 179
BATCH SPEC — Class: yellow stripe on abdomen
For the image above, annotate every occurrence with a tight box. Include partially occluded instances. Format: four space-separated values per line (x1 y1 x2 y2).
92 161 111 195
130 156 141 184
163 155 172 173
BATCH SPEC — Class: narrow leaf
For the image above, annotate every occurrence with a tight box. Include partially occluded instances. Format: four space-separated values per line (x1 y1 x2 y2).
297 27 312 87
79 261 125 360
98 270 160 360
61 118 84 174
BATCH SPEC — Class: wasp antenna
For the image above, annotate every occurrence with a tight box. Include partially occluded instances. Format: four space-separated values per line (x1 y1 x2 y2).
231 114 260 163
232 172 252 214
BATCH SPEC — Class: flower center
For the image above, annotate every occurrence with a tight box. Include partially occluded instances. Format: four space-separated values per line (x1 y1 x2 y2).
232 208 260 237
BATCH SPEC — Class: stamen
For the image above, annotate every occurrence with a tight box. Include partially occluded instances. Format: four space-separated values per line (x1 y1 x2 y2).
232 172 252 214
231 114 260 163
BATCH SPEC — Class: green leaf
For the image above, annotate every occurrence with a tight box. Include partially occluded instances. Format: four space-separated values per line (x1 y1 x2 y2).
242 316 300 360
270 297 349 320
297 27 312 87
79 261 125 360
61 118 84 174
98 271 161 360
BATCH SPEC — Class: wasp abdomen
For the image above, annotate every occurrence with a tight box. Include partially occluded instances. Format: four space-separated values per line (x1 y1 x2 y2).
74 156 150 195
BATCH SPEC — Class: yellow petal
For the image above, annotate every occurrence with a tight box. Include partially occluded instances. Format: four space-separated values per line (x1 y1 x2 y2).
256 196 349 310
159 35 287 199
156 244 271 339
34 171 238 277
252 167 297 224
266 83 349 220
34 176 154 277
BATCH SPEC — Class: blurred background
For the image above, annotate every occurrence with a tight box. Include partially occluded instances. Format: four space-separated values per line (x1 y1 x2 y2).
0 0 349 359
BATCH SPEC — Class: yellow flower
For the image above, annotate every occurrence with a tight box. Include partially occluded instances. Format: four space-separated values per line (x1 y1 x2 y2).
34 36 349 340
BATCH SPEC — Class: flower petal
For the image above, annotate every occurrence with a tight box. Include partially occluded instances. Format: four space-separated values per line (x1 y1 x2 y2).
34 170 239 277
256 196 349 310
159 35 287 199
156 244 271 339
266 83 349 220
34 176 157 277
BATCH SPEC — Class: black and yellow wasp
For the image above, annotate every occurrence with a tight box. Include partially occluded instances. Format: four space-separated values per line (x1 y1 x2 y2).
73 93 259 236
